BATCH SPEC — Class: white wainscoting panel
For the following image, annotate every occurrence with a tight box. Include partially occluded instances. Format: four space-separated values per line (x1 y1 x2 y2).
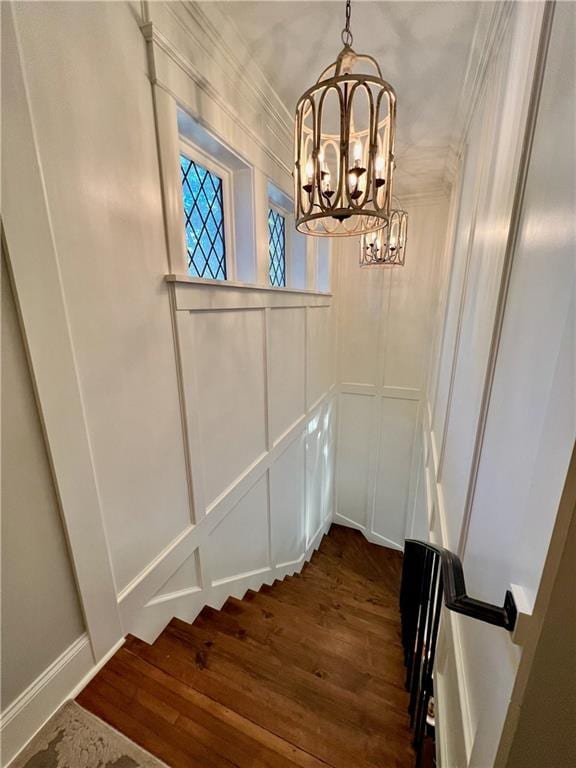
373 398 419 547
307 305 335 407
149 549 202 602
180 308 268 507
306 404 328 544
335 393 375 530
421 5 558 764
270 433 306 566
207 475 270 585
334 198 450 550
337 261 384 386
118 282 336 647
269 307 306 443
321 398 337 526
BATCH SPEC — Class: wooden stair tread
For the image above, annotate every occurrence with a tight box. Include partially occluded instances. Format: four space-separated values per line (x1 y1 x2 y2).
77 525 414 768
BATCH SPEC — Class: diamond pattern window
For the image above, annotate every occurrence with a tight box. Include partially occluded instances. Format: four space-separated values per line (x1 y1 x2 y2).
268 208 286 287
180 155 227 280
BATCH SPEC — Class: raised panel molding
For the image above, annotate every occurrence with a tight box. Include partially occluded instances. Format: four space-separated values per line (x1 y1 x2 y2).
373 398 419 546
335 390 419 551
147 548 202 604
269 307 306 444
270 433 306 566
116 282 336 644
181 307 268 507
207 475 270 585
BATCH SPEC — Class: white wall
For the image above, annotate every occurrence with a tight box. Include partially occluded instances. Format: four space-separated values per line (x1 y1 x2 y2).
335 198 449 549
424 3 576 765
1 255 86 711
6 3 571 768
7 0 191 596
1 1 335 763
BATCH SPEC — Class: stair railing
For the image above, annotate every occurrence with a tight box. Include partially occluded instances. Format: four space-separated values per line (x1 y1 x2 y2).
399 539 518 765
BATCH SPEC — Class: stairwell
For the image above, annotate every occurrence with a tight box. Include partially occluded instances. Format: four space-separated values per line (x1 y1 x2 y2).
77 525 416 767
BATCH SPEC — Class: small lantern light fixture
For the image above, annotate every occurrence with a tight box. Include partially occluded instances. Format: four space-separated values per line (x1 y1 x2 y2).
294 0 397 237
360 204 408 267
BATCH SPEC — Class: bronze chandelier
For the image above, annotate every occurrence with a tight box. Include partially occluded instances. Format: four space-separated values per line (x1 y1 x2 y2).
294 0 397 237
360 204 408 267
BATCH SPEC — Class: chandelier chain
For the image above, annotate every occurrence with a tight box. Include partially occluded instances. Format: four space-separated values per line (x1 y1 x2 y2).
341 0 353 47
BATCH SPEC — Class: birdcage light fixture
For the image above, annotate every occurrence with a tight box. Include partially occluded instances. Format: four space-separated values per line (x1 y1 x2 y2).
359 203 408 267
294 0 397 237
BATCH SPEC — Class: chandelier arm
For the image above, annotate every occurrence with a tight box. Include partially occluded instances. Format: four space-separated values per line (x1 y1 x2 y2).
316 85 345 213
345 80 376 211
301 96 317 218
375 87 397 212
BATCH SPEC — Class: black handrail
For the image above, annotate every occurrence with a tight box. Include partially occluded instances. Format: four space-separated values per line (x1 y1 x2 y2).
404 539 517 631
399 540 518 766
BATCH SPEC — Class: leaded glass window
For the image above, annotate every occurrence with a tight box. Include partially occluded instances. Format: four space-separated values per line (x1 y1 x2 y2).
268 208 286 287
180 155 227 280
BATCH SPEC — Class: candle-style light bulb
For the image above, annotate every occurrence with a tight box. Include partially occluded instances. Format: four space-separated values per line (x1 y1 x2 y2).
305 157 314 183
348 171 357 190
353 140 362 167
374 153 386 188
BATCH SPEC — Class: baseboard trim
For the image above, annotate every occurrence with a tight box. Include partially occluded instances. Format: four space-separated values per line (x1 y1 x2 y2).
1 635 125 767
334 513 404 552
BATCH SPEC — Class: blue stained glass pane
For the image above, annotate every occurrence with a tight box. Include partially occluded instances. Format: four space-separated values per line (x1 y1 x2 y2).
268 208 286 287
180 155 227 280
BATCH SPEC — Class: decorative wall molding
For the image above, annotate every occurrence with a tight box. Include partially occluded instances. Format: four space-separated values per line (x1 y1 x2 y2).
334 199 450 554
457 0 551 558
431 0 547 551
117 388 336 634
421 407 474 761
131 517 332 644
443 0 514 187
396 187 451 207
2 3 122 661
141 0 293 182
339 383 421 401
178 2 293 140
420 8 552 762
115 275 336 641
167 275 332 310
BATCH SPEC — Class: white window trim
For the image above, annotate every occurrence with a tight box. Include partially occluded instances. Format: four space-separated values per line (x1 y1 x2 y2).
179 136 236 282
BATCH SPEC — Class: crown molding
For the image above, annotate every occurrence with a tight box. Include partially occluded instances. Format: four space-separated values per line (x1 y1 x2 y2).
181 2 293 133
400 187 451 207
442 0 514 186
141 1 293 165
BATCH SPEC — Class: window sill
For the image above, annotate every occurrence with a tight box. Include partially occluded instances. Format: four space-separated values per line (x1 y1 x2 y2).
165 274 332 298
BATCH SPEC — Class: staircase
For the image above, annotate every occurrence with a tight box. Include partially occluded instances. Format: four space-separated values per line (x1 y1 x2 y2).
77 525 416 767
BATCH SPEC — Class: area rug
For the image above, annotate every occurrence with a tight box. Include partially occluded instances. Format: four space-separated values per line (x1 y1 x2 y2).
10 701 167 768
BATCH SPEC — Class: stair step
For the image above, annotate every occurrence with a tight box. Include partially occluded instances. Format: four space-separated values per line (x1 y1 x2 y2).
79 525 414 768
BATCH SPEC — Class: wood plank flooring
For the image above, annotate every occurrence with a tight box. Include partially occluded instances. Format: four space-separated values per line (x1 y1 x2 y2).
77 524 415 767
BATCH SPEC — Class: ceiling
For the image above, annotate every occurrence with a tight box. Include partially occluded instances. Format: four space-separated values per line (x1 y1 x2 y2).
215 1 489 196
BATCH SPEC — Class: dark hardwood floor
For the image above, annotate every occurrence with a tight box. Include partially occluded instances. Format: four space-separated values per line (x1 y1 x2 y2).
77 524 415 767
